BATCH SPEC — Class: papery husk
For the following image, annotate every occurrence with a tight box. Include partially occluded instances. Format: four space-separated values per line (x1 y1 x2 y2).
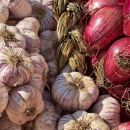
53 0 69 21
58 111 110 130
69 49 86 74
69 25 86 54
60 63 72 73
57 2 83 42
56 39 74 70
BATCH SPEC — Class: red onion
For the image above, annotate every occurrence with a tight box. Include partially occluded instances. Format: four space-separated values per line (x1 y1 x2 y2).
113 121 130 129
84 5 123 52
85 0 117 16
117 0 126 5
104 37 130 86
123 19 130 36
123 0 130 19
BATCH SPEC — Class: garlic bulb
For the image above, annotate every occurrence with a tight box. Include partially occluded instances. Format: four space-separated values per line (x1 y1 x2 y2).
0 82 9 117
33 101 60 130
58 111 110 130
1 0 32 19
16 17 40 34
0 2 9 23
47 60 59 87
6 85 44 125
0 114 22 130
28 0 57 32
0 47 34 87
91 94 120 129
0 23 26 49
40 30 58 62
42 89 57 106
20 30 40 53
52 72 99 111
29 53 49 93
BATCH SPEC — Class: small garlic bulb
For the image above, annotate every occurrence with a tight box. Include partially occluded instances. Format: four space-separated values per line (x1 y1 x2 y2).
58 111 110 130
34 101 60 130
28 0 57 33
16 17 40 34
0 2 9 23
29 53 49 93
40 30 58 62
0 82 9 117
1 0 32 19
91 94 121 129
0 23 26 49
52 72 99 111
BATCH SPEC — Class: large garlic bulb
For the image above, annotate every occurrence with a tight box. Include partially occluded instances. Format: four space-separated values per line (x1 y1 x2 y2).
52 72 99 111
28 0 57 33
0 23 26 49
58 111 110 130
0 47 34 87
0 114 22 130
91 94 121 129
16 17 40 34
0 2 9 23
0 0 32 19
0 82 9 117
33 101 60 130
6 85 44 125
29 53 49 93
40 30 58 62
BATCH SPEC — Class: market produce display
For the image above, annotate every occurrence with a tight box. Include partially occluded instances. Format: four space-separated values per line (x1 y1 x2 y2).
0 0 130 130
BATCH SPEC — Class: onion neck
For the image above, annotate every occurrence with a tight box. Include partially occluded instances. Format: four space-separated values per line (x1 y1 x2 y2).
25 107 36 116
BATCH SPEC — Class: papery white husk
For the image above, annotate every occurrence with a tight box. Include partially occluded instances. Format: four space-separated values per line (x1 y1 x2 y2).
16 17 40 34
0 82 9 117
0 2 9 23
58 111 110 130
0 0 32 19
6 85 44 125
29 53 49 93
52 72 99 111
0 47 34 87
0 23 26 49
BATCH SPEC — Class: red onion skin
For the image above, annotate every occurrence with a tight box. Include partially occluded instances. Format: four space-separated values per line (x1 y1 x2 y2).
123 19 130 36
84 5 123 51
117 0 126 5
114 121 130 129
123 0 130 19
104 37 130 86
85 0 117 16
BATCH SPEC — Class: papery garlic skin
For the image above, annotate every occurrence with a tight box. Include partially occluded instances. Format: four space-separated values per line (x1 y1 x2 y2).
16 17 40 34
29 53 49 93
0 47 34 87
0 114 22 130
20 30 40 53
47 60 59 87
91 94 121 129
6 85 44 125
40 30 58 62
0 82 9 117
1 0 32 19
0 2 9 23
58 111 110 130
52 72 99 111
0 23 26 49
28 0 57 33
34 101 60 130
